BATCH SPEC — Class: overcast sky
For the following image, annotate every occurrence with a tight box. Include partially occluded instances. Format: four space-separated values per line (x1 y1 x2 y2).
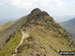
0 0 75 22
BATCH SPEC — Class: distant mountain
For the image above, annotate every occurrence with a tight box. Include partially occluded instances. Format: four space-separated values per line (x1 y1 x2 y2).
0 19 8 25
61 18 75 38
0 20 9 26
0 21 14 31
54 16 74 23
0 21 5 25
0 18 16 25
0 8 74 56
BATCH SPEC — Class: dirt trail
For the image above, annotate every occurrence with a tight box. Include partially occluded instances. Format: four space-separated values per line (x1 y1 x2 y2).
12 28 46 56
12 30 29 56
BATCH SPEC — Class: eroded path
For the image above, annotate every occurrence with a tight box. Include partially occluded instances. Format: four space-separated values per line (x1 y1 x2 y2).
12 30 29 56
12 29 46 56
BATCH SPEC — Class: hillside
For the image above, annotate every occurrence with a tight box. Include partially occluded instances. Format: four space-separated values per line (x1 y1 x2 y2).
61 18 75 38
0 21 14 31
0 8 75 56
0 16 27 48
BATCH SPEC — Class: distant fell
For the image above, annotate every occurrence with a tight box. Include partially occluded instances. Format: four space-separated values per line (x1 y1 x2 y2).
61 18 75 38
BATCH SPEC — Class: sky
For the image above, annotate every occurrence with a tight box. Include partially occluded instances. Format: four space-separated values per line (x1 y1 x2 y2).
0 0 75 22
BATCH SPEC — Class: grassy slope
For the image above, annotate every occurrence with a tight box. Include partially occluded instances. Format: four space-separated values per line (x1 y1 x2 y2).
0 21 16 48
0 16 27 56
18 25 73 56
0 21 14 31
0 26 73 56
0 31 22 56
0 16 26 48
18 14 74 56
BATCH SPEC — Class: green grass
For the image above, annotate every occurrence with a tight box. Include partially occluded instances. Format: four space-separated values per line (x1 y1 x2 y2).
27 25 73 56
0 20 73 56
0 31 22 56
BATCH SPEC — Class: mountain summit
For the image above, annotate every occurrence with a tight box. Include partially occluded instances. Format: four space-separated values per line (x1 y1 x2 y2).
0 8 75 56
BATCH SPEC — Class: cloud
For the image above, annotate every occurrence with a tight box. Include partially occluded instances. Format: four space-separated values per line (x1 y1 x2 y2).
5 0 39 9
55 0 63 6
4 0 65 17
0 2 3 6
0 1 7 8
4 0 64 10
0 0 75 21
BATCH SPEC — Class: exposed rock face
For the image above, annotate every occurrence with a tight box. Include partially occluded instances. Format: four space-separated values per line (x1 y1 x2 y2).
0 8 75 56
31 8 41 15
